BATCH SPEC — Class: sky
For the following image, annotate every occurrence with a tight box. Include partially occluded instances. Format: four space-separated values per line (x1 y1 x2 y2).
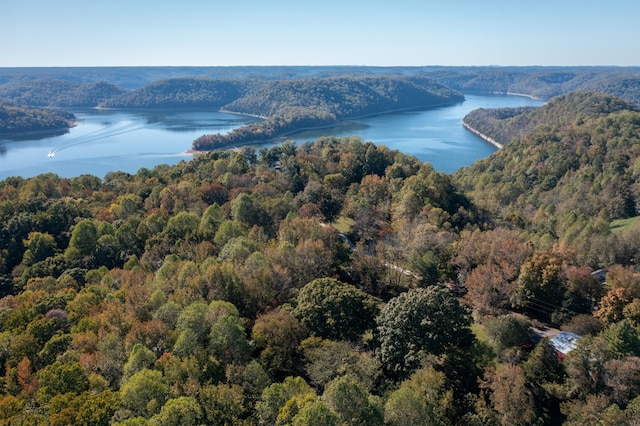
2 0 639 67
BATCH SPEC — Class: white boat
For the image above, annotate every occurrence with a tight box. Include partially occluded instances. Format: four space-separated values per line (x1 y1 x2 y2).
47 150 55 157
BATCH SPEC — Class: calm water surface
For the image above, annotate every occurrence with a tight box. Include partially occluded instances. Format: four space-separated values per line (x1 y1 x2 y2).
0 94 543 180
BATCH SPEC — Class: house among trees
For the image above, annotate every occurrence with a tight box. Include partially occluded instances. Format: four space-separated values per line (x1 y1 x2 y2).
549 331 582 361
591 268 607 283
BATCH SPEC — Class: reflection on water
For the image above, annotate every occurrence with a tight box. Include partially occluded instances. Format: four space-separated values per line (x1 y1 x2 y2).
1 128 70 142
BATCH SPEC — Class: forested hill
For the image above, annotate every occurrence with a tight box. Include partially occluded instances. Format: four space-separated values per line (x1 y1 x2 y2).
100 78 251 109
222 76 462 118
454 91 640 263
2 66 640 108
0 103 75 134
463 91 637 146
0 80 126 108
584 75 640 107
192 76 463 150
427 68 640 105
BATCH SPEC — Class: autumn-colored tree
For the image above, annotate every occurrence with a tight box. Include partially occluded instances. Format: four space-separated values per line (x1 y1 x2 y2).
300 337 381 391
604 356 640 406
596 287 634 326
512 251 566 317
606 264 640 298
478 363 538 426
252 309 308 376
464 263 514 315
17 356 37 398
199 383 247 425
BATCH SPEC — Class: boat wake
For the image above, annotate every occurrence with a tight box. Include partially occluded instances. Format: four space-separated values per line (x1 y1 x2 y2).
47 121 149 157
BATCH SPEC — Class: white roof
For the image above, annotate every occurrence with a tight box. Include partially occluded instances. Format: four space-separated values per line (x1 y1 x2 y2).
549 331 582 355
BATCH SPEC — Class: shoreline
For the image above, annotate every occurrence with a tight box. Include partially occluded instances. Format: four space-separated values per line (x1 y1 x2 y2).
462 121 503 149
191 98 465 154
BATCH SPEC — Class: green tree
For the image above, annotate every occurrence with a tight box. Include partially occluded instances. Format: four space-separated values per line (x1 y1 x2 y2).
22 231 57 265
164 211 201 243
172 328 201 358
65 219 98 262
293 278 378 341
384 367 454 426
564 335 609 398
209 314 252 365
37 360 89 402
256 376 315 426
75 390 120 426
151 396 203 426
601 319 640 358
199 203 224 240
119 369 169 418
375 287 474 378
122 343 156 381
322 375 383 426
175 301 210 343
292 400 340 426
484 314 531 355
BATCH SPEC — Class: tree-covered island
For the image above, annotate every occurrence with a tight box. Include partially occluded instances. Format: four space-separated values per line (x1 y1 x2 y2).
191 76 464 151
0 103 75 135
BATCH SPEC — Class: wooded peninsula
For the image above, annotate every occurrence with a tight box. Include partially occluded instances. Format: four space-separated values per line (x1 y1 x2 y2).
2 66 640 425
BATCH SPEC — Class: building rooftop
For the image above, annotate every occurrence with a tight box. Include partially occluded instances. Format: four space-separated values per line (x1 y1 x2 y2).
549 331 582 356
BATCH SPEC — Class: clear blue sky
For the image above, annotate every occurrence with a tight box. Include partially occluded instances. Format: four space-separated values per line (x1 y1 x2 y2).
2 0 638 67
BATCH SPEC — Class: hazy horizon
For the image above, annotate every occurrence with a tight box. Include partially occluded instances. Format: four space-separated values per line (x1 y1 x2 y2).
3 0 639 68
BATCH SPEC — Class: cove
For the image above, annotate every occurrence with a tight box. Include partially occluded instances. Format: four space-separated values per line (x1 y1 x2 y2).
0 94 543 181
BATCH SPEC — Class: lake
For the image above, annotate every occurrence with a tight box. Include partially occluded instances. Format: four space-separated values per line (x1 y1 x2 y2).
0 94 544 180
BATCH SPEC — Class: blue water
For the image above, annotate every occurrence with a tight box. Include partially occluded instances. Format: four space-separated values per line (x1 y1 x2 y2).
0 94 543 180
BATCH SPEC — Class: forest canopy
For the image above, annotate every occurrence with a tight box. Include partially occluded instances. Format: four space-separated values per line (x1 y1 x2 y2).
4 64 640 423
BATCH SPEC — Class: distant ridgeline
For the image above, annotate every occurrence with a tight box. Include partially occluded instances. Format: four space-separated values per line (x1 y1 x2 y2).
1 66 640 147
0 103 75 135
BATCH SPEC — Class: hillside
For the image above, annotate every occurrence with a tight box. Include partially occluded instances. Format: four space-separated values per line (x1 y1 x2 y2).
193 75 464 150
455 91 640 264
2 120 640 423
463 91 637 145
0 103 75 134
